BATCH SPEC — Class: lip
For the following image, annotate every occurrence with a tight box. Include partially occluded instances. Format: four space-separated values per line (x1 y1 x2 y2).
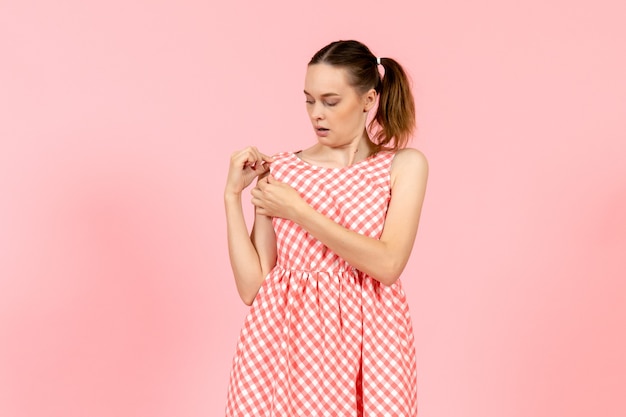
314 126 330 137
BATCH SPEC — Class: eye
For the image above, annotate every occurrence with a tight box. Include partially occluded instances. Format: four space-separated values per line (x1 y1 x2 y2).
305 99 314 104
325 101 339 107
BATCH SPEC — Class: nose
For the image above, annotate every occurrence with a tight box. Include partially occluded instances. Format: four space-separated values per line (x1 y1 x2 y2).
309 102 324 121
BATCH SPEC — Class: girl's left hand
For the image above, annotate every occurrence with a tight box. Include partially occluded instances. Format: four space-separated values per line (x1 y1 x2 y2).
251 175 305 220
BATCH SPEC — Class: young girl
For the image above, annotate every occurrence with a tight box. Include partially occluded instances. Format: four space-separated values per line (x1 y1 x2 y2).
224 40 428 416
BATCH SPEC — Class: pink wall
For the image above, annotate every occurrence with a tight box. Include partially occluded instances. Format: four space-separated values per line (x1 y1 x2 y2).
1 1 625 416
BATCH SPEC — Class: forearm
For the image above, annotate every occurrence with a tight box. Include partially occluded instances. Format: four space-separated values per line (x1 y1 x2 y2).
224 193 266 305
291 204 412 285
250 211 277 276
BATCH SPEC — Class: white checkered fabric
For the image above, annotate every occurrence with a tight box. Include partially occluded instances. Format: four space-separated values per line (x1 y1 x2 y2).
226 151 418 416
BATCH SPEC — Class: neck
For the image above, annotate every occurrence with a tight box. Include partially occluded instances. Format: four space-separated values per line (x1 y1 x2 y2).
316 133 374 167
349 131 376 162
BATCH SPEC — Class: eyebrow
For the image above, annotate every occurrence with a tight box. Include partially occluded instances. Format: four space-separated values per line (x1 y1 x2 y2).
303 90 340 97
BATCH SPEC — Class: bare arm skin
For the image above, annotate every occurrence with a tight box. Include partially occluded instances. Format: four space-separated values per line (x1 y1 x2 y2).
224 147 277 305
251 148 428 286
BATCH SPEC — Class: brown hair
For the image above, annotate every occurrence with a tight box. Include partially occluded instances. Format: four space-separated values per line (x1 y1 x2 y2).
309 40 416 152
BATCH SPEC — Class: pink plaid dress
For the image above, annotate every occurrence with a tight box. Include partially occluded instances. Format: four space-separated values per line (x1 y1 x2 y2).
226 151 418 416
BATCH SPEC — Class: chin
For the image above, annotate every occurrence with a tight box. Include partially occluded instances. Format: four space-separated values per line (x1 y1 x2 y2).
316 137 339 146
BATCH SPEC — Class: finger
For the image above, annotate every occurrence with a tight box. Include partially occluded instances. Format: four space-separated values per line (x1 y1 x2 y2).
253 155 273 172
233 148 272 175
253 162 270 174
260 174 271 185
239 147 263 168
248 151 265 169
260 153 274 164
249 147 274 167
230 150 251 168
237 153 259 170
250 147 273 161
255 174 268 186
251 199 268 214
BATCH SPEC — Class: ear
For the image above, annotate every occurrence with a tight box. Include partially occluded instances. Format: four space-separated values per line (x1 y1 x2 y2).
363 88 377 112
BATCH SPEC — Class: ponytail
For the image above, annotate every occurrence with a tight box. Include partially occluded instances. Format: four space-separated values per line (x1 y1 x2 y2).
370 57 416 152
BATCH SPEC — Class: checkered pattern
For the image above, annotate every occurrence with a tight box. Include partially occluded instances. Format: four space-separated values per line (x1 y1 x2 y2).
226 152 418 416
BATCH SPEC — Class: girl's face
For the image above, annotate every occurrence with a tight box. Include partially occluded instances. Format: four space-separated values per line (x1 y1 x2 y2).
304 64 376 148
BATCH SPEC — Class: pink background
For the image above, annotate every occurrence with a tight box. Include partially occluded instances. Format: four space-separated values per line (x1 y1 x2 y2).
1 0 625 416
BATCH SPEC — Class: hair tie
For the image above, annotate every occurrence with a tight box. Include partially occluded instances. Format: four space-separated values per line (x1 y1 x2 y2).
376 57 382 65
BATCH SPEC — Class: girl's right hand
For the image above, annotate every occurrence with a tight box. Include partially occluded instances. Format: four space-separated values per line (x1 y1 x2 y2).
225 147 274 196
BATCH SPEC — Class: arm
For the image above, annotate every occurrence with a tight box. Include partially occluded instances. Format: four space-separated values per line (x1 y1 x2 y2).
252 148 428 286
224 147 277 305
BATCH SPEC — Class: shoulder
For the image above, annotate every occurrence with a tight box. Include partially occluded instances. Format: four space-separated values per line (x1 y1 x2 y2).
389 148 428 189
390 148 428 177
